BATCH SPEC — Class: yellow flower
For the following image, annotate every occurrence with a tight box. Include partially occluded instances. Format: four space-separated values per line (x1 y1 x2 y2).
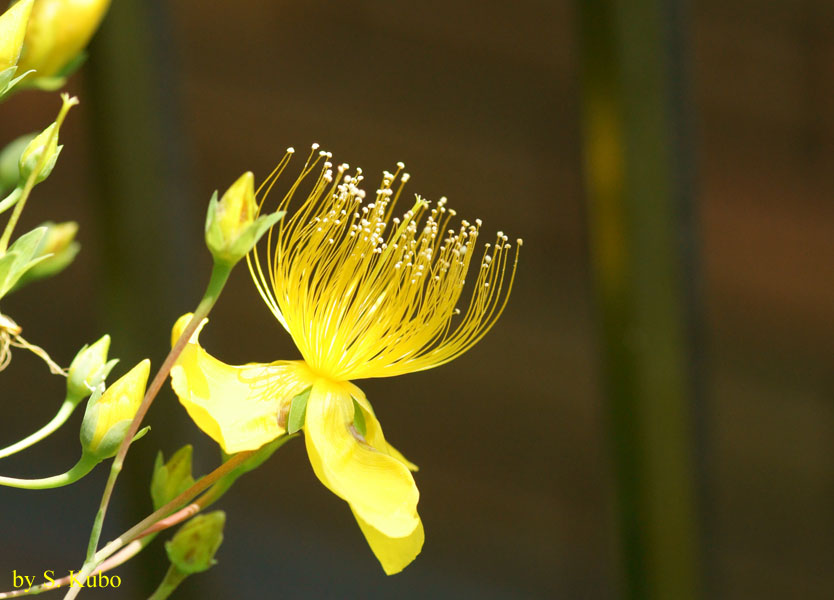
170 147 520 574
18 0 111 80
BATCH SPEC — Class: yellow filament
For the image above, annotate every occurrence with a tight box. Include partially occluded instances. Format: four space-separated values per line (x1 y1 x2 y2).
247 147 520 381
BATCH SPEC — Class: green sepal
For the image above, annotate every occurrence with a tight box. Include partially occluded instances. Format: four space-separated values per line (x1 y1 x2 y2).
203 190 219 234
0 66 15 91
79 402 149 462
66 357 118 406
0 66 34 100
206 201 284 267
133 426 151 443
287 387 311 434
351 397 367 438
81 416 129 460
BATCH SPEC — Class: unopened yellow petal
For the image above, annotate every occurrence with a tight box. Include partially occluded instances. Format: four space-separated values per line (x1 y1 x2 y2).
0 0 33 71
169 314 314 454
19 0 111 79
304 380 419 538
352 506 424 575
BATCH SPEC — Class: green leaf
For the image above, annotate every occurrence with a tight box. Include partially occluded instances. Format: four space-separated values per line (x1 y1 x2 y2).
0 228 49 296
351 398 366 438
287 387 311 434
7 227 47 262
0 250 20 297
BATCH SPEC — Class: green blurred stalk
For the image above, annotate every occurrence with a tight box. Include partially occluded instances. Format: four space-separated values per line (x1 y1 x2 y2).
577 1 703 599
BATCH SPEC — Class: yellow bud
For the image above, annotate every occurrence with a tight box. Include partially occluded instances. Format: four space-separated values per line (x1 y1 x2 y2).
18 0 111 80
38 220 76 254
80 359 149 459
205 172 283 266
217 172 257 241
0 0 34 72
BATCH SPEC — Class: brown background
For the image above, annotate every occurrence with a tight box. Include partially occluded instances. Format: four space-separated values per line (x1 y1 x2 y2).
0 1 832 598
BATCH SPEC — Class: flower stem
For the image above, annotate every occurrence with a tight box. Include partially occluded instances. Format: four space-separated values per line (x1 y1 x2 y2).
82 261 231 563
63 449 253 600
0 187 22 216
0 454 98 489
0 396 80 460
147 565 188 600
0 448 257 599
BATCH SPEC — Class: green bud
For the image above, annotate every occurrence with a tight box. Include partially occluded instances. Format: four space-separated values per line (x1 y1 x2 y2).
165 512 226 574
151 445 196 511
205 172 284 266
17 94 77 185
18 123 62 184
67 335 116 402
12 220 80 288
79 359 149 460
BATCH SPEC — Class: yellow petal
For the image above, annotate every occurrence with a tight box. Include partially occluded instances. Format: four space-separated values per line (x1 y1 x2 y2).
0 0 33 71
169 314 314 454
350 387 418 471
19 0 112 79
304 379 420 538
352 506 424 575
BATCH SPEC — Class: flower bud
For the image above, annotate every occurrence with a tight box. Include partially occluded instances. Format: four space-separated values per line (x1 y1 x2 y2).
80 359 149 460
13 220 80 288
151 445 196 511
0 0 34 72
18 0 111 81
165 511 226 574
217 172 257 239
19 123 61 184
205 172 254 259
18 94 77 184
205 172 284 266
67 334 115 402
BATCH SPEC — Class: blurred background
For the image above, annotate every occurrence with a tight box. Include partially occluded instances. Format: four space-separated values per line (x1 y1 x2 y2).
0 0 832 598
